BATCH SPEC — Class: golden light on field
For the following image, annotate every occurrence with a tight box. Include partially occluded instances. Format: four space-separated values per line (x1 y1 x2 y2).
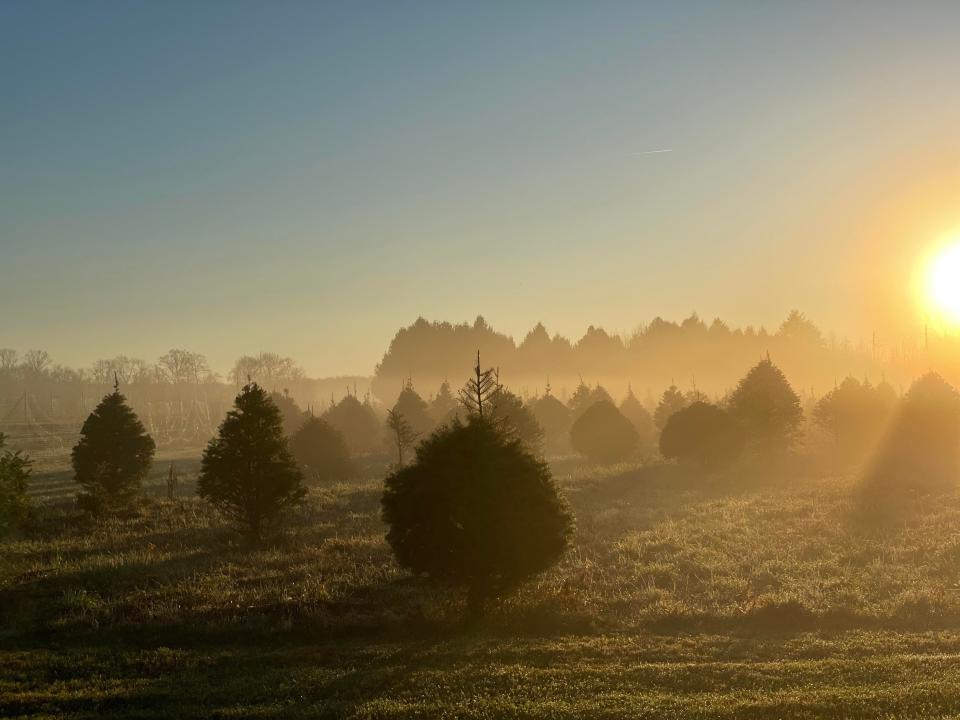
927 241 960 327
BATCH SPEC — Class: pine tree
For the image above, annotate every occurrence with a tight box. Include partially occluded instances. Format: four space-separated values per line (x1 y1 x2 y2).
458 351 500 417
660 401 743 469
269 389 308 436
490 388 544 453
0 433 31 537
322 393 381 455
727 356 803 452
654 384 687 431
392 380 434 437
570 400 639 463
620 385 656 450
531 387 572 455
429 380 459 426
382 414 574 616
198 383 305 539
290 416 356 482
72 381 155 514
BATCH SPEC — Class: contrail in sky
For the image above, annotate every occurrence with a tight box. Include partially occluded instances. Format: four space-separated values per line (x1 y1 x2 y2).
634 149 673 155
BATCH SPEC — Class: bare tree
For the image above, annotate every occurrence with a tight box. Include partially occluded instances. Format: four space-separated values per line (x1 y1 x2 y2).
0 349 18 371
22 349 51 375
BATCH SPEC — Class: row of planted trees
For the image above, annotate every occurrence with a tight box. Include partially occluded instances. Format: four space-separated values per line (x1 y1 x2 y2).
4 352 960 617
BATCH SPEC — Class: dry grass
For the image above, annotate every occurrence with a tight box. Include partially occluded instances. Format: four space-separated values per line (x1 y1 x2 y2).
4 453 960 717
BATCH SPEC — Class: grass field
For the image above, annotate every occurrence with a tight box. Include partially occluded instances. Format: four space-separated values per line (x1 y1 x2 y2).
5 453 960 718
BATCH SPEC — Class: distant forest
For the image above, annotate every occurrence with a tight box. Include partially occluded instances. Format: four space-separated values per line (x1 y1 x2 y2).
3 310 958 446
373 311 949 404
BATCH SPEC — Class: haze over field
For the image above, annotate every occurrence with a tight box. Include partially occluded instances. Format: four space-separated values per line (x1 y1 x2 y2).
4 2 960 376
9 4 960 719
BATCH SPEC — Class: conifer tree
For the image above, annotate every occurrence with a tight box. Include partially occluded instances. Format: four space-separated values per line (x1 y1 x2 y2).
322 393 381 455
429 380 459 426
290 415 356 482
490 388 544 453
620 385 656 449
382 413 573 616
570 400 639 463
654 384 687 431
198 383 305 539
392 380 434 437
72 380 155 514
0 433 31 537
531 386 572 455
458 351 500 417
660 401 743 469
727 356 803 451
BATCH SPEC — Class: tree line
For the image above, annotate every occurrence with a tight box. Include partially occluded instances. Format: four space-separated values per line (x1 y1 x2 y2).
4 348 960 619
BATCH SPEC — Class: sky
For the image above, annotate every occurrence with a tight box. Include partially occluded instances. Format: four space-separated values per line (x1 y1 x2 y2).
3 1 960 377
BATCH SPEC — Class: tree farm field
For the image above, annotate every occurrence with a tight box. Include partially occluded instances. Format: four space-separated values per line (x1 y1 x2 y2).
6 453 960 719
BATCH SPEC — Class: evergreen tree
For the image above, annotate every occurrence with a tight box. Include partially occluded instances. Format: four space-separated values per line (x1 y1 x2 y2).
863 373 960 500
391 380 434 437
567 380 594 419
660 401 743 469
382 414 574 616
385 409 419 467
429 380 459 426
727 356 803 451
198 383 305 539
269 389 308 436
490 388 544 453
290 415 356 482
0 433 31 538
323 393 381 455
813 377 894 462
531 388 572 455
458 351 500 417
654 384 687 431
72 382 155 514
620 386 656 450
570 400 639 463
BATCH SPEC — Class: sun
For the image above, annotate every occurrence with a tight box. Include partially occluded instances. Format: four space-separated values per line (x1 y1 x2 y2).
927 242 960 326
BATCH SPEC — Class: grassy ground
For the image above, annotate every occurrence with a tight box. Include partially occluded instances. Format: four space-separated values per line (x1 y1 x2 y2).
4 454 960 717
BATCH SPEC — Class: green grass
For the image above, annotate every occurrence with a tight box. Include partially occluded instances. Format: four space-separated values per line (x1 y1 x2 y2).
5 455 960 717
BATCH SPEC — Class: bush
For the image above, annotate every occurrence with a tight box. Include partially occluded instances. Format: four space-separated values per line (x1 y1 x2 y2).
289 416 356 483
72 386 155 514
381 415 574 615
0 433 31 537
659 401 743 469
862 372 960 501
198 383 305 539
727 356 802 452
570 400 638 463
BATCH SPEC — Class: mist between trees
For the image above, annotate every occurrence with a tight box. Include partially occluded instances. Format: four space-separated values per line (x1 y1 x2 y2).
1 310 956 456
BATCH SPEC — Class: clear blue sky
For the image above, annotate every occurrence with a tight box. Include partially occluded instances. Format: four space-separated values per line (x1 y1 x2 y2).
3 1 960 376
